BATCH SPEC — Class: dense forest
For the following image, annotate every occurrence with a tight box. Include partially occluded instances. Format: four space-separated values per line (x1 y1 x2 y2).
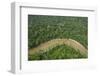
28 15 88 60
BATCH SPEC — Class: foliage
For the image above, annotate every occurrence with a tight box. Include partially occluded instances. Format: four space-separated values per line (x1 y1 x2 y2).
28 15 88 60
28 15 88 49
